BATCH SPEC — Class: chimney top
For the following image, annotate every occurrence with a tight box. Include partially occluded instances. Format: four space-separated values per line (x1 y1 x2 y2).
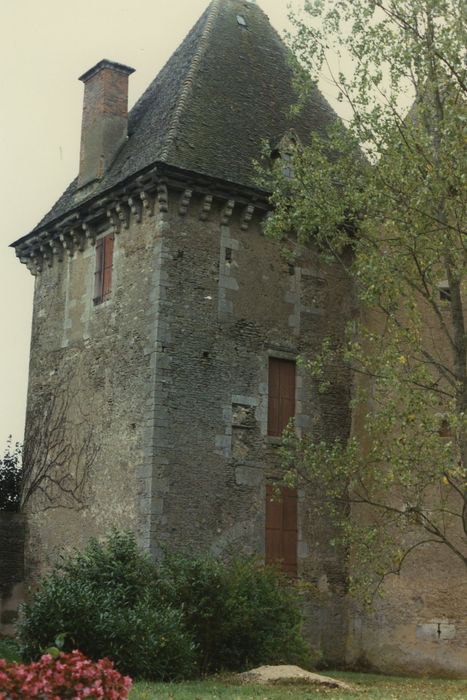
79 59 135 84
77 58 135 186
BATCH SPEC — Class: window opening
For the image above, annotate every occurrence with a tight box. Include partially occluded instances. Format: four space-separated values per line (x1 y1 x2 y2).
265 485 298 576
93 233 114 305
268 358 296 436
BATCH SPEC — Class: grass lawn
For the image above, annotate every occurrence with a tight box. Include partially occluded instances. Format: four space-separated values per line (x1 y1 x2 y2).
1 644 464 699
131 673 467 700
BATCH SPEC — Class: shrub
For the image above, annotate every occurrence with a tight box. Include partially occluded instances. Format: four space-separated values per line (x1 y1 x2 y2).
19 532 311 679
18 532 196 680
0 650 131 699
158 551 311 673
0 639 21 663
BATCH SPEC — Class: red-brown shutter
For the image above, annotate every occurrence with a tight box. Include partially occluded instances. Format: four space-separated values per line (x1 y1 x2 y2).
268 358 296 436
93 238 104 304
265 485 298 577
279 361 295 435
268 359 281 436
282 487 298 575
102 234 114 302
265 485 283 563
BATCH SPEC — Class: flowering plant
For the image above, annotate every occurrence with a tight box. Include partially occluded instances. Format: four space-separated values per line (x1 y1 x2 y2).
0 650 132 699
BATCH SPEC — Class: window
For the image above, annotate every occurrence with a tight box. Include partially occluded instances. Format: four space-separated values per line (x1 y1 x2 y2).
267 358 296 436
265 485 298 576
271 149 295 180
271 132 299 181
93 233 114 305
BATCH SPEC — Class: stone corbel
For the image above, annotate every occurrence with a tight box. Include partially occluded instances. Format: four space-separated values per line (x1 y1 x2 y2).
59 231 74 258
128 195 143 223
115 201 130 229
221 199 235 225
83 221 98 244
71 227 86 253
157 183 169 214
200 194 213 221
240 204 255 231
17 246 40 276
49 236 64 263
26 251 43 275
179 188 193 216
25 253 42 277
140 190 155 217
38 234 54 267
106 209 120 235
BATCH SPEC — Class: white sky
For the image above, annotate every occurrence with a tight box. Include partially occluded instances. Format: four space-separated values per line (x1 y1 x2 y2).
0 0 333 445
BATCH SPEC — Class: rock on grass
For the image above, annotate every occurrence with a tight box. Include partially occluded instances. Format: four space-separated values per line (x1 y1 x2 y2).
238 665 355 690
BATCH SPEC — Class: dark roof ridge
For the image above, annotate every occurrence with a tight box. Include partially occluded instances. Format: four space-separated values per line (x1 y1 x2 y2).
161 0 221 162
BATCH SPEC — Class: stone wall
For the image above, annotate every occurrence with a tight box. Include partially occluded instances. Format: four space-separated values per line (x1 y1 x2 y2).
23 204 161 578
345 303 467 677
21 180 467 674
346 547 467 677
22 187 353 665
0 512 25 636
147 193 353 663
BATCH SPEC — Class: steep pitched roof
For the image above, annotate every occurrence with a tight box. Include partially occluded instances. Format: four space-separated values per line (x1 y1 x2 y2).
28 0 338 235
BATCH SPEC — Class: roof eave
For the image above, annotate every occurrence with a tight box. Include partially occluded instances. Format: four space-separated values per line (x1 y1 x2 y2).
11 162 271 250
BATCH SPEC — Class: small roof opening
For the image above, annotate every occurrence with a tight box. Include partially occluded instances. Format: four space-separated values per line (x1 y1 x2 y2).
237 15 247 27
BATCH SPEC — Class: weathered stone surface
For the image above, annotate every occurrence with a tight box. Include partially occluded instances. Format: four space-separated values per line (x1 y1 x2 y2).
20 189 353 666
345 550 467 677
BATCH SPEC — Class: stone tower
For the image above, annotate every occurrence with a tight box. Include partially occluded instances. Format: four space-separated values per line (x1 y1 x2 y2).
12 0 352 664
15 0 466 676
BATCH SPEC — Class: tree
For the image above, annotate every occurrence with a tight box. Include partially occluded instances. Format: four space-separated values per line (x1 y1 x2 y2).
22 368 100 512
265 0 466 596
0 437 22 511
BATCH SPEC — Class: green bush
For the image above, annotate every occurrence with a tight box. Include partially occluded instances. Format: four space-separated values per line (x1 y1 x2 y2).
18 532 195 680
0 637 21 663
19 532 311 679
158 551 311 673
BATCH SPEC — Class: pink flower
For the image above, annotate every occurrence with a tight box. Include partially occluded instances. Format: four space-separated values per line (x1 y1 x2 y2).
0 651 132 699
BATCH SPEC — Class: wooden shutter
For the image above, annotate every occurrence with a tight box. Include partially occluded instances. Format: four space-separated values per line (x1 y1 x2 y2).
102 234 114 302
93 238 104 304
265 485 298 577
282 487 298 575
268 358 296 436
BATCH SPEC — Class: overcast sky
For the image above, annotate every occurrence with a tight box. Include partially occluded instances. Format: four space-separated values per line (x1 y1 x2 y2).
0 0 322 445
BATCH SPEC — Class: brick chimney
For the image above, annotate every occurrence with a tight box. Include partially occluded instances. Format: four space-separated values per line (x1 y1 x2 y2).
78 59 135 186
